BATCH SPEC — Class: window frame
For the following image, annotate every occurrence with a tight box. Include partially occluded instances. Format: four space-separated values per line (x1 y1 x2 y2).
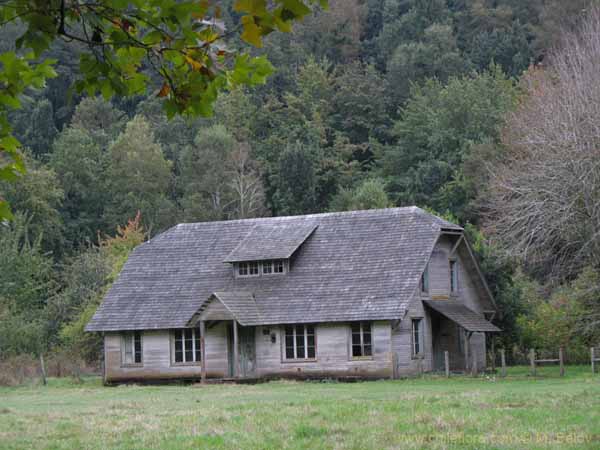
121 331 143 367
273 259 285 274
411 318 424 359
237 260 287 278
171 328 202 366
420 263 429 294
282 324 317 362
349 322 373 360
449 259 458 294
262 260 273 274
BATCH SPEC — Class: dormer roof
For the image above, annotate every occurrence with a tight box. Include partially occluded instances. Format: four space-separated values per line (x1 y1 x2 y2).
224 222 317 263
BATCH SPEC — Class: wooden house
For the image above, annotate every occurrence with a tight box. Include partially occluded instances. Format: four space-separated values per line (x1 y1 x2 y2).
86 207 500 382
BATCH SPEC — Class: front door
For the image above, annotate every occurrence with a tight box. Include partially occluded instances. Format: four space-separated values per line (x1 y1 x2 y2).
227 324 256 378
239 326 256 377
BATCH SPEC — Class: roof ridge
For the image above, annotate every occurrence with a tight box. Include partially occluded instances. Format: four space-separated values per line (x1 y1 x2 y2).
172 206 458 228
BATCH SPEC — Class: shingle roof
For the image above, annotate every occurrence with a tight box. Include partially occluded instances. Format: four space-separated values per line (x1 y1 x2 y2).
424 300 501 332
224 223 317 263
86 207 463 331
209 291 262 325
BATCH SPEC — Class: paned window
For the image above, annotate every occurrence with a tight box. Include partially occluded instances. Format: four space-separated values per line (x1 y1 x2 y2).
122 331 142 365
351 322 372 357
173 329 201 363
284 325 316 360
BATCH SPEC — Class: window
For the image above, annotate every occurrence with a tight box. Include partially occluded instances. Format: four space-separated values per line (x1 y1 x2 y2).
284 325 315 360
239 260 285 277
122 331 142 365
248 261 259 275
450 260 458 293
262 260 272 274
412 318 423 357
351 322 372 358
273 260 285 273
238 262 259 277
173 329 201 364
421 263 429 293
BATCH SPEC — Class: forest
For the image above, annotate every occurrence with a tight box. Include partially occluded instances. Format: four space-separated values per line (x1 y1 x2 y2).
1 0 599 378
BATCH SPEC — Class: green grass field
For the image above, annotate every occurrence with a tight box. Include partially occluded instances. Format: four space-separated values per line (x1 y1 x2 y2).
1 366 599 449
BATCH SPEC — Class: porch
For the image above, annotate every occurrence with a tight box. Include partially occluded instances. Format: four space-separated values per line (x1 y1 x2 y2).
425 300 500 374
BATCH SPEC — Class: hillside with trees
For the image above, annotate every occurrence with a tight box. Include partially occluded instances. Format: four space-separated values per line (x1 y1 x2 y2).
1 0 598 376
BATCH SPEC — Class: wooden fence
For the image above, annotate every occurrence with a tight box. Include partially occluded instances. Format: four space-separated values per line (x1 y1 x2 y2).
529 348 564 377
441 347 600 377
592 347 600 374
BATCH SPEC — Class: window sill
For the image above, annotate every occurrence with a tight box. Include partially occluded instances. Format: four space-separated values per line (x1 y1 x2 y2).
171 362 202 367
350 356 374 361
121 363 143 368
281 358 317 363
411 355 425 360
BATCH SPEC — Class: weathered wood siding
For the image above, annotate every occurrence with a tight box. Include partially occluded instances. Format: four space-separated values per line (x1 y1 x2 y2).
104 323 229 382
254 321 393 379
392 300 434 375
392 236 487 374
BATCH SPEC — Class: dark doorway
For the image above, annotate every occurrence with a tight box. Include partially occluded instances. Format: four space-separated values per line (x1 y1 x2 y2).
430 309 465 371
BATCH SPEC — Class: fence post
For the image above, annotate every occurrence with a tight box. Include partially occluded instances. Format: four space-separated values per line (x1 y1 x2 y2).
444 351 450 378
529 349 536 377
500 349 506 378
592 347 596 374
559 347 565 377
39 353 47 386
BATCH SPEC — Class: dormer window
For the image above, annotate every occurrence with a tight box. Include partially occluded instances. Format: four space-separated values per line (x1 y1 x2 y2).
237 260 286 277
273 260 284 273
262 261 272 274
238 261 259 277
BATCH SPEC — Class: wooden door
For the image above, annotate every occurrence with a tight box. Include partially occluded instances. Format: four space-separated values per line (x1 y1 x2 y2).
239 326 256 377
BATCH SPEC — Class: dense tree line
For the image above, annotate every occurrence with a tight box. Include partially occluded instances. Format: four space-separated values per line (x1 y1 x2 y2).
1 0 598 370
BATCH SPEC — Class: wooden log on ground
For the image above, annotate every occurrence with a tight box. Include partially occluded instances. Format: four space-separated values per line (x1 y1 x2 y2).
500 349 506 378
444 351 450 378
530 349 536 377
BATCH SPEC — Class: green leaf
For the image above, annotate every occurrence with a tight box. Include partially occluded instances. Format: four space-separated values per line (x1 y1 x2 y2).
240 16 263 47
0 199 14 221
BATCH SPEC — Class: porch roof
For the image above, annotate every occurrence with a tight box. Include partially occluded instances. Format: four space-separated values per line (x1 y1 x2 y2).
424 300 500 332
199 291 262 326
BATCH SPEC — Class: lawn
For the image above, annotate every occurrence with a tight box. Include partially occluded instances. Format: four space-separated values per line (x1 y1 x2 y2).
0 366 599 450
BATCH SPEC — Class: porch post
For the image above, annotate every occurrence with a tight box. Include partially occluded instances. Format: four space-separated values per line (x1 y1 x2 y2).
464 330 470 372
200 321 207 383
233 320 240 378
